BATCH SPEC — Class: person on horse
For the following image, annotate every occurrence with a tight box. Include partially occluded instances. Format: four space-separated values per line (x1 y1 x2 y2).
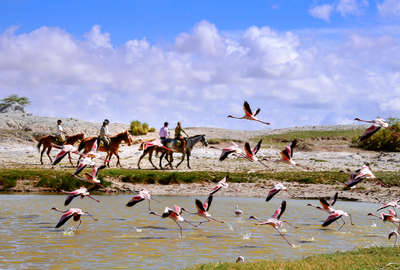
159 122 170 146
55 119 67 145
99 119 111 147
174 121 188 149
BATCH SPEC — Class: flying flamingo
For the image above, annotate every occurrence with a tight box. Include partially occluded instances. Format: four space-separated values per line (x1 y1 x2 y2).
126 189 158 211
368 209 400 224
278 139 309 170
52 144 80 166
249 200 296 247
322 209 354 231
266 183 288 202
354 117 399 142
243 140 269 168
183 194 225 225
210 176 229 195
210 142 245 161
377 199 400 212
344 163 381 189
306 192 338 213
234 204 243 216
227 101 270 125
149 205 198 238
84 165 107 185
60 187 100 206
51 207 97 230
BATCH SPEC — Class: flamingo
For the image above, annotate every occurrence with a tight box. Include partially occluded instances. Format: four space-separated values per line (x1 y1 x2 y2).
184 194 225 224
345 163 378 189
368 209 400 224
84 165 106 185
61 187 100 206
249 200 296 247
306 192 338 213
126 189 157 211
149 205 198 238
243 140 269 168
210 176 229 195
234 204 243 216
210 142 245 161
278 139 309 170
52 144 80 166
235 256 245 263
322 209 354 231
227 101 270 125
388 226 400 247
377 199 400 212
354 117 399 142
266 183 288 202
51 207 97 230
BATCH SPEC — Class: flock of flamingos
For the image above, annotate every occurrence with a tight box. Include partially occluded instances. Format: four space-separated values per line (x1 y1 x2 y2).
36 101 400 253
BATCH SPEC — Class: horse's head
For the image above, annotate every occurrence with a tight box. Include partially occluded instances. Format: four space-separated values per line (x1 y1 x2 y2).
77 133 85 141
124 130 133 146
200 134 208 147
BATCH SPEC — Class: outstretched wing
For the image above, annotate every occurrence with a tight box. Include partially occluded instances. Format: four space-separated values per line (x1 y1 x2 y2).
220 149 236 161
254 108 261 116
265 188 280 202
53 151 68 165
322 213 341 227
252 140 262 155
64 194 79 206
244 142 253 158
319 198 331 211
94 165 106 177
73 163 87 176
55 211 74 228
289 140 297 158
243 101 252 116
272 200 286 220
126 196 144 207
205 195 213 211
359 125 380 142
330 192 338 206
195 199 206 212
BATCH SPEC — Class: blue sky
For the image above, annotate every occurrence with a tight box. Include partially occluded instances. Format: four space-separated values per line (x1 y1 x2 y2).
1 0 400 130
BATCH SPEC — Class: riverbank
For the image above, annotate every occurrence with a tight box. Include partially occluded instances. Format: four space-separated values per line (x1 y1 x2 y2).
1 168 400 203
185 247 400 270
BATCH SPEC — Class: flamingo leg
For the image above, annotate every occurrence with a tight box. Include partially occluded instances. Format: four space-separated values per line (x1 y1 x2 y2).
76 219 82 231
68 152 74 166
273 227 294 247
207 216 225 224
338 218 346 231
198 219 211 225
175 220 183 239
184 219 198 228
349 214 354 225
87 195 100 203
257 160 269 168
283 220 299 229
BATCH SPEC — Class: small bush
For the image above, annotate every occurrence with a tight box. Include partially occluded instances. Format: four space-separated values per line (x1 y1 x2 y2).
149 127 156 132
130 120 150 135
355 122 400 152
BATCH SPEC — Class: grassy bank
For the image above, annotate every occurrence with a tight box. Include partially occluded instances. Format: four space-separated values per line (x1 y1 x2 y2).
186 247 400 270
0 168 399 191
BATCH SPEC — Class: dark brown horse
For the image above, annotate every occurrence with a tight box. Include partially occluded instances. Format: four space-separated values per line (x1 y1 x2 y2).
78 130 133 167
37 133 85 165
137 142 171 169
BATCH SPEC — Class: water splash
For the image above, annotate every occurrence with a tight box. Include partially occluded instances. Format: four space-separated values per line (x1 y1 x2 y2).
242 233 251 240
370 223 377 228
134 227 142 233
63 227 75 236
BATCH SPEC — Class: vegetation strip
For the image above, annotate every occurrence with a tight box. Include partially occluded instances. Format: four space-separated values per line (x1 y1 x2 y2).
185 247 400 270
0 168 399 191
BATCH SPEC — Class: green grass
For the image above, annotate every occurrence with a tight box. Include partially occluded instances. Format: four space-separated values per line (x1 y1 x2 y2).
186 247 400 270
252 129 363 147
0 168 399 191
207 138 244 145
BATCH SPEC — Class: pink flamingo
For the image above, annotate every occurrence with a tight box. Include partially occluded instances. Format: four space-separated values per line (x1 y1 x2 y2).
249 200 296 247
243 140 269 168
368 209 400 224
307 192 338 213
126 189 158 211
210 142 245 161
266 183 288 202
322 209 354 231
210 176 229 195
354 117 399 142
51 207 97 230
52 144 80 166
84 165 106 185
149 205 198 238
61 187 100 206
227 101 270 125
234 204 243 216
388 226 400 247
377 199 400 212
184 194 225 224
278 139 309 170
344 163 379 189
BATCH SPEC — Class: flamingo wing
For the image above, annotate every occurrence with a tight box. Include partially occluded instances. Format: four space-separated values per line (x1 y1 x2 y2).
205 194 213 211
289 140 297 158
319 198 331 211
272 200 286 220
220 149 236 161
281 148 290 161
377 204 390 212
252 140 262 155
330 192 338 206
345 177 363 188
174 205 182 215
73 163 87 176
254 108 261 117
64 194 79 206
359 125 380 142
126 196 145 207
265 188 280 202
244 142 253 158
210 186 221 195
53 151 68 165
55 211 74 228
94 165 106 177
195 199 206 212
243 101 253 116
322 213 341 227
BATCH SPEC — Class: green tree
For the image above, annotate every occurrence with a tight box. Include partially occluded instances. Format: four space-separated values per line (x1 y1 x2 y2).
1 94 30 106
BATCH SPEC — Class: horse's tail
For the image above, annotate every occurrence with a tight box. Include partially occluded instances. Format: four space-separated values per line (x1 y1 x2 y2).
78 140 86 152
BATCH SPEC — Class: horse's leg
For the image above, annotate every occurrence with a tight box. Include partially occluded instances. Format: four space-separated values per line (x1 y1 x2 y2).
105 152 111 167
159 152 166 170
46 146 53 164
137 150 147 169
68 152 73 166
115 152 121 168
148 149 158 169
186 152 191 169
176 152 185 169
40 147 45 165
167 152 174 169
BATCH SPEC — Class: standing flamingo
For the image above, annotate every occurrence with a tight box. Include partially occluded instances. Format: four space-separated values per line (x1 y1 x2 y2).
306 192 338 213
322 209 354 231
126 189 157 211
149 205 198 238
249 200 296 247
227 101 270 125
51 207 97 230
210 176 229 195
266 183 288 202
345 163 377 189
61 187 100 206
354 117 399 142
278 139 309 169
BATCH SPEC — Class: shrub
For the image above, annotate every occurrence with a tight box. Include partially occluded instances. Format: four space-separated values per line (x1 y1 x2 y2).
1 94 30 106
130 120 150 135
149 127 156 132
355 122 400 152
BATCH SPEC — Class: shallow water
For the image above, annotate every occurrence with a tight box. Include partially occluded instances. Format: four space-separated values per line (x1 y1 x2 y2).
0 195 396 269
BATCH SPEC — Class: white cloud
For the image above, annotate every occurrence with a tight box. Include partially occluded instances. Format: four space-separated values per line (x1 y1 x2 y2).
377 0 400 17
1 21 400 129
309 4 334 22
337 0 368 16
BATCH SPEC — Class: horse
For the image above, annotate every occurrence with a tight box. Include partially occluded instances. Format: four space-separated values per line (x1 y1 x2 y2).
137 141 172 169
159 135 208 169
78 130 133 167
37 133 85 165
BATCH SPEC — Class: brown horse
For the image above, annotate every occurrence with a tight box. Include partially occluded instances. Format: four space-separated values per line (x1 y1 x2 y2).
137 142 171 169
78 130 133 167
37 133 85 165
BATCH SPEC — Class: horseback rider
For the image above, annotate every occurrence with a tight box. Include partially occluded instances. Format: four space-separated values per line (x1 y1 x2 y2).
99 119 111 147
175 121 188 149
55 120 67 144
159 122 169 145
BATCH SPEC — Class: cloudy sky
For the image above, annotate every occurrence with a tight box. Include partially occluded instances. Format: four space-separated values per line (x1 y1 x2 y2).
1 0 400 130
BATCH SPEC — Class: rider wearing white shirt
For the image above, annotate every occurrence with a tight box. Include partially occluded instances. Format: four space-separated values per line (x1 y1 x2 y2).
56 119 66 144
159 122 169 144
99 119 111 147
